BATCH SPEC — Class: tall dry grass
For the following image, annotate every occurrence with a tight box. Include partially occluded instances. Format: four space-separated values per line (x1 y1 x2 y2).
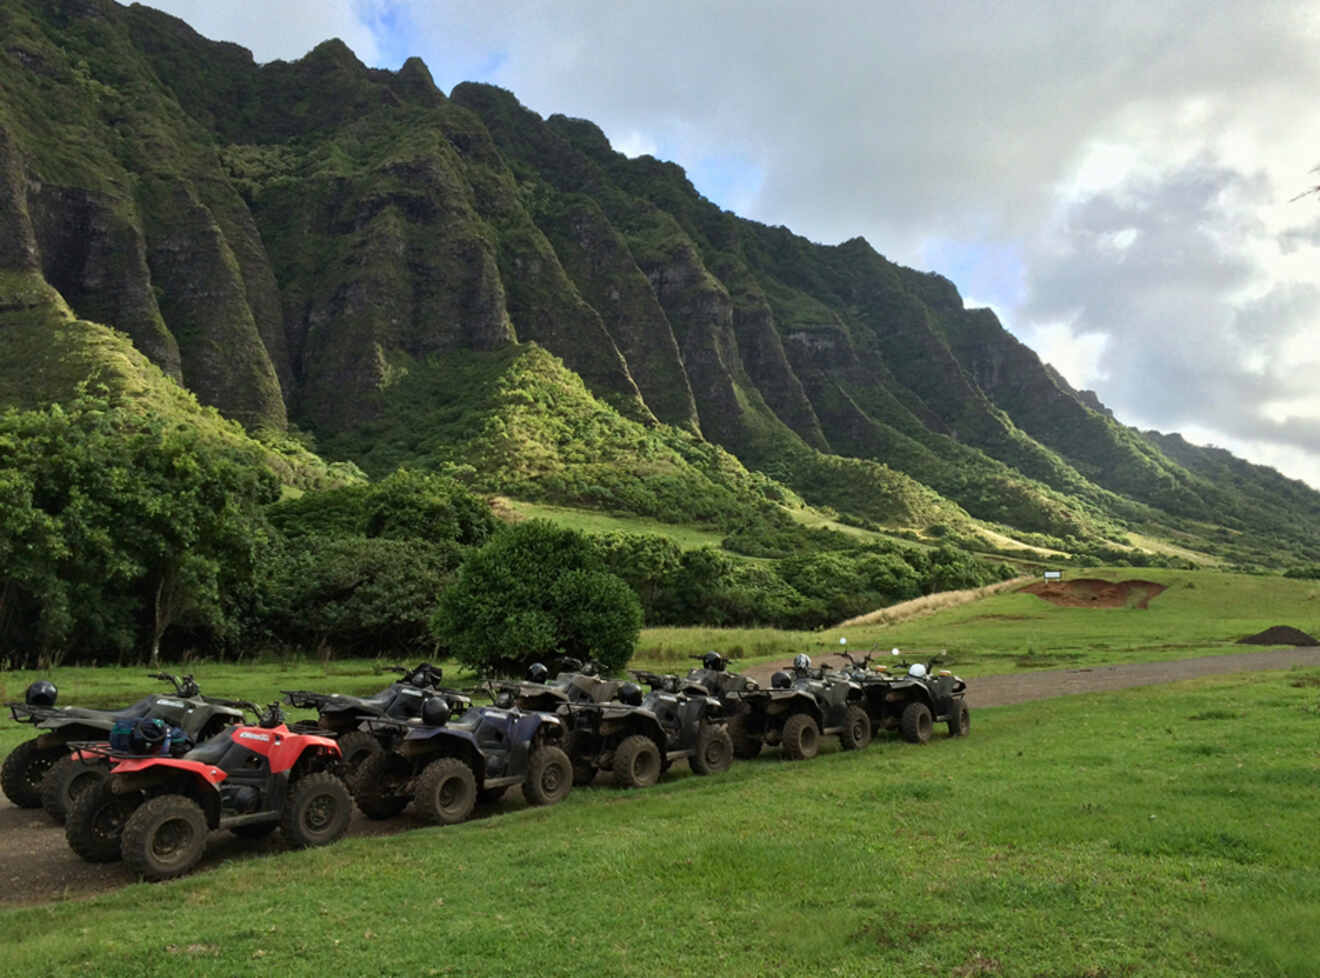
836 576 1032 629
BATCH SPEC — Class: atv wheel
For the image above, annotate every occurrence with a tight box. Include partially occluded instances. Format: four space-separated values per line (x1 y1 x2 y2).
2 739 65 809
415 758 477 825
690 725 734 776
947 698 970 737
335 730 382 780
900 701 933 744
350 751 411 820
781 713 820 761
525 746 573 806
726 712 763 760
229 821 279 840
840 705 872 751
613 735 661 789
41 754 110 824
66 781 142 863
282 772 353 847
122 795 208 881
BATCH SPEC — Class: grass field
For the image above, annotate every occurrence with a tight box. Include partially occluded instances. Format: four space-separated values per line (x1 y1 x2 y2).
1 669 1317 976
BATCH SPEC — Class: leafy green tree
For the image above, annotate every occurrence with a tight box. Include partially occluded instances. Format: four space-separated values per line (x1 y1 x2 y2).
432 520 642 675
260 536 461 655
0 394 278 667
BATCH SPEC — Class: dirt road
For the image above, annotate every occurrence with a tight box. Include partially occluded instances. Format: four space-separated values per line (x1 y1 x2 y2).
5 645 1319 907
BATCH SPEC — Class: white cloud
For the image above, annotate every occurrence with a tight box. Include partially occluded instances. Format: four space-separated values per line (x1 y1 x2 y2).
147 0 382 64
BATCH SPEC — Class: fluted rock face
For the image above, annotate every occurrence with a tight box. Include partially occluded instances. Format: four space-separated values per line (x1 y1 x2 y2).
3 0 1318 558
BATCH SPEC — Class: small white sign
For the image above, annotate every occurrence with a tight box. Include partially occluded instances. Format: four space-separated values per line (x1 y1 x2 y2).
1043 570 1063 581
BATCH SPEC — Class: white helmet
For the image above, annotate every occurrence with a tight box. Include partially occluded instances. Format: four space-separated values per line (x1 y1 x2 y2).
793 653 812 671
908 663 927 679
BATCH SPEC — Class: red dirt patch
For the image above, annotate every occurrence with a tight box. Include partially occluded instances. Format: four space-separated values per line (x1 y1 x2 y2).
1237 625 1319 646
1020 578 1167 609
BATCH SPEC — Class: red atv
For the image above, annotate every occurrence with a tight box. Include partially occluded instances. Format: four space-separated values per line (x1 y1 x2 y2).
64 702 353 881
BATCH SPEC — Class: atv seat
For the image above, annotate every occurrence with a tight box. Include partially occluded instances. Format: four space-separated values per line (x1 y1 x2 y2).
571 676 622 704
110 697 160 722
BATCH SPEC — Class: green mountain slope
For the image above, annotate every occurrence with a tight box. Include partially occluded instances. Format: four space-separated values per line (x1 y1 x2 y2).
2 0 1317 569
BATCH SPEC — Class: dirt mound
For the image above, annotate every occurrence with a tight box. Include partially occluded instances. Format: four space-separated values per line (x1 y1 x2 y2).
1021 578 1167 609
1237 625 1319 646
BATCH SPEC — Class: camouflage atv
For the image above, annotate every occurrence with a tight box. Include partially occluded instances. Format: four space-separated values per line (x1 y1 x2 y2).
3 673 246 820
496 661 732 789
351 693 572 823
682 651 865 761
834 649 970 744
281 662 453 776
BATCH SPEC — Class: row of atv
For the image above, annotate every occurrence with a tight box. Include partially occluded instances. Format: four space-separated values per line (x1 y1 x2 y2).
1 651 968 881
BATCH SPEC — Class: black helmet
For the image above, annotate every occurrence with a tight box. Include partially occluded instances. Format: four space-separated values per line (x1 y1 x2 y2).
618 682 643 706
702 651 725 672
527 662 550 684
422 696 452 727
793 653 812 672
771 670 792 690
494 688 515 709
24 680 57 707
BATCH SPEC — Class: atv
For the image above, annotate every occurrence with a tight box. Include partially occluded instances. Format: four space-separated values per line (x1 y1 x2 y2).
680 651 843 762
282 662 452 776
834 649 970 744
3 673 247 820
351 694 572 824
494 662 732 789
774 653 871 760
64 701 352 881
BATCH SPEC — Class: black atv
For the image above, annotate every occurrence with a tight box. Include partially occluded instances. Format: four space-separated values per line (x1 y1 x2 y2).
351 694 572 824
64 701 352 880
496 662 733 789
834 649 970 744
282 662 451 776
3 673 246 820
775 653 871 760
680 651 848 762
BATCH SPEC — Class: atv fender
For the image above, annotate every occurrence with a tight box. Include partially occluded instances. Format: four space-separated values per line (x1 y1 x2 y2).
403 727 487 781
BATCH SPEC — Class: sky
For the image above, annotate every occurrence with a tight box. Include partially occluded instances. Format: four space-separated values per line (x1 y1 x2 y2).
151 0 1320 489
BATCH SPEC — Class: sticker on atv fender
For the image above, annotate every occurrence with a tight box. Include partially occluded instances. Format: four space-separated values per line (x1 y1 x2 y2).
238 732 272 742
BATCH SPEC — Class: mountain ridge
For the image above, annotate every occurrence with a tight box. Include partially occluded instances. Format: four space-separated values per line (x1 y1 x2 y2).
2 0 1316 570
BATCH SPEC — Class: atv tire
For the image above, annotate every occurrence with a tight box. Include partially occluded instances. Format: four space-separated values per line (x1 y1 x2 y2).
415 758 477 825
781 713 820 761
690 725 734 776
41 754 110 824
350 751 411 820
282 772 353 848
524 746 573 806
947 698 970 737
840 705 872 751
66 780 142 863
900 701 933 744
122 795 208 881
613 735 662 789
726 712 763 760
2 739 65 809
334 730 382 779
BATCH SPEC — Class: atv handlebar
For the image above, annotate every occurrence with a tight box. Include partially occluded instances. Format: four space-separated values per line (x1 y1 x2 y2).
147 672 200 697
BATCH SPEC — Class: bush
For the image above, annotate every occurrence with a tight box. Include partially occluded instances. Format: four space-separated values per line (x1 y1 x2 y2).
432 520 642 675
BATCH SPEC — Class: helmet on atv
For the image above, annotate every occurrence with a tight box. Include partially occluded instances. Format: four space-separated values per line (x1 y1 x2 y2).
792 653 812 672
908 663 928 679
422 696 452 726
527 662 550 684
24 680 57 707
618 682 644 706
701 651 726 672
131 717 168 753
771 670 792 690
494 688 515 709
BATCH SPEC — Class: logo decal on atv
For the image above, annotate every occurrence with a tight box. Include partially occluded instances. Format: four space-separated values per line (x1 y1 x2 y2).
238 732 272 742
156 699 186 709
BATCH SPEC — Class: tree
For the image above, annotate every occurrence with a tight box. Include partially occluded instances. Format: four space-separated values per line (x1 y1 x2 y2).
0 394 278 666
431 520 642 675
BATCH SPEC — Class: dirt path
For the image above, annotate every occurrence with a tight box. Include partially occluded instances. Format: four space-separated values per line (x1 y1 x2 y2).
5 646 1320 907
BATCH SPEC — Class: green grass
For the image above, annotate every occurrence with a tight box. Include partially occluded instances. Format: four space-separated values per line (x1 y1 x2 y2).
500 499 727 550
837 567 1320 675
2 670 1318 976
